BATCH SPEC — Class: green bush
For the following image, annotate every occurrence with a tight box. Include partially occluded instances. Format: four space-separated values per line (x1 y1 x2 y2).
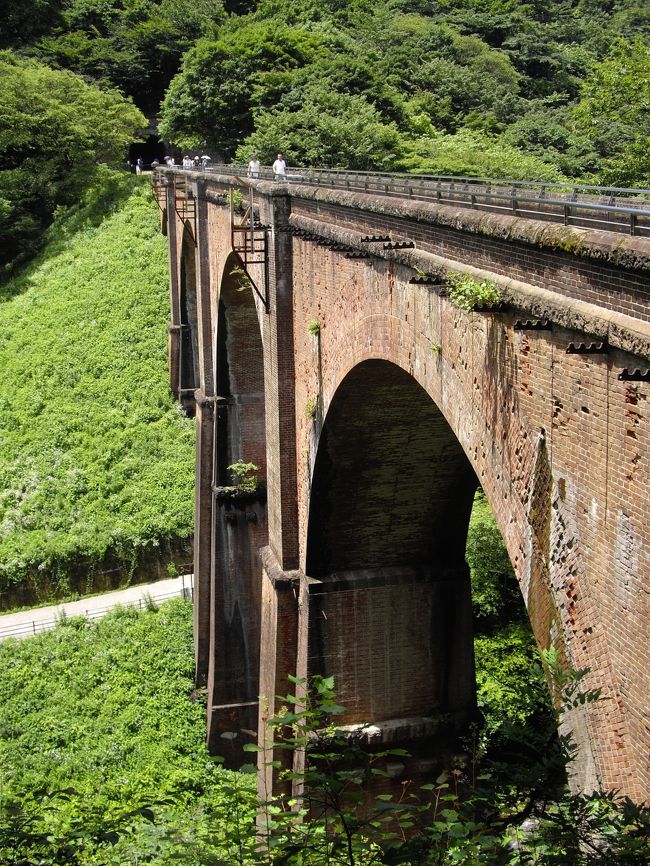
446 272 501 312
0 598 256 865
0 52 146 274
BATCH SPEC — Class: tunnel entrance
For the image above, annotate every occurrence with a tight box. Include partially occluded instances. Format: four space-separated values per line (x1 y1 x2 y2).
128 135 165 169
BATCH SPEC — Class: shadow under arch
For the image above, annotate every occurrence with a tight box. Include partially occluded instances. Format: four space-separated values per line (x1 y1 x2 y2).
305 359 478 725
161 208 168 237
179 222 199 415
208 251 269 760
215 251 268 481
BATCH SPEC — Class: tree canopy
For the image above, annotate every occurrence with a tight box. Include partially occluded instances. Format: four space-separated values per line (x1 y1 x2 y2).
157 0 650 184
0 54 145 273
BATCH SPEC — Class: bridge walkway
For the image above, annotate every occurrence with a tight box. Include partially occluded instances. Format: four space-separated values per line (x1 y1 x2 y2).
172 164 650 238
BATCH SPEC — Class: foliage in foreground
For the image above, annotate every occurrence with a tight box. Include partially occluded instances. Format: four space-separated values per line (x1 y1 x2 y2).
249 671 649 866
0 174 195 601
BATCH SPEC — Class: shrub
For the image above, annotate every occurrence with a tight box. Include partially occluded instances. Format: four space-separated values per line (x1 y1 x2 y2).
446 272 501 311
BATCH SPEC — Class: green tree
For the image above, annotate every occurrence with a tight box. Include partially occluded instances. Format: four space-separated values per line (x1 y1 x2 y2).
159 21 324 155
573 38 650 186
235 87 403 169
0 0 63 48
25 0 226 112
399 128 564 180
0 53 145 274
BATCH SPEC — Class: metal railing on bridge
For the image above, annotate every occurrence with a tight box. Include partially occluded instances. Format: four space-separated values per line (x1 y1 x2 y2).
174 164 650 238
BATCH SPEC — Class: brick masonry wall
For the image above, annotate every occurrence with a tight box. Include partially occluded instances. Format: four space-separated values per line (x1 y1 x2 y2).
291 198 650 321
163 173 649 801
289 235 649 801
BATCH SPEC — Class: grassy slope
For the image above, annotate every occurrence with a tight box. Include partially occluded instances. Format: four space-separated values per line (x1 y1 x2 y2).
0 599 255 865
0 172 195 599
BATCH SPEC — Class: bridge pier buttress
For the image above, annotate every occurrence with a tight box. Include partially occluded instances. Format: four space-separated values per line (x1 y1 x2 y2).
165 182 182 400
254 191 305 778
206 190 302 760
193 183 216 685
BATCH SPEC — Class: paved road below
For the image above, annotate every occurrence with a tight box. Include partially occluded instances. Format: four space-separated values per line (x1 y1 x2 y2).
0 575 194 641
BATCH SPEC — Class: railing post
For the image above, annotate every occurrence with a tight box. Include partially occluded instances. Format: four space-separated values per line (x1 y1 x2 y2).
630 213 638 236
564 204 570 226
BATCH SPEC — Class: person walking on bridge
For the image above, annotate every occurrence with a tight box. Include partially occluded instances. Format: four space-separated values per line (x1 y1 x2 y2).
248 154 260 178
272 153 286 180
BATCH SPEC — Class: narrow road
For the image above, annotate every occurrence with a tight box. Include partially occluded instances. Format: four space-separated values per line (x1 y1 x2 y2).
0 574 194 641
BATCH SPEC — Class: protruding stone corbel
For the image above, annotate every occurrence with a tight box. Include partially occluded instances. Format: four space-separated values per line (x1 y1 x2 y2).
194 390 219 412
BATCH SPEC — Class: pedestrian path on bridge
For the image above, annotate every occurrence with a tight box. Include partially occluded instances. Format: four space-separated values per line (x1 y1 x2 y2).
0 574 194 641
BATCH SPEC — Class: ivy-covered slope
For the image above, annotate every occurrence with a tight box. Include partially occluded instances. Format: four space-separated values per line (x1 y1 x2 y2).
0 172 195 604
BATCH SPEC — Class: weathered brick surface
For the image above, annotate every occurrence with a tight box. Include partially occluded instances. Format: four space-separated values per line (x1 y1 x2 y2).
163 172 650 801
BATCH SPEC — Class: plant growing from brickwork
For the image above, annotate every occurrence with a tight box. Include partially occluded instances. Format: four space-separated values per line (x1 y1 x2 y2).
307 318 321 336
228 188 245 213
305 397 319 420
230 263 251 292
446 273 501 312
227 461 260 494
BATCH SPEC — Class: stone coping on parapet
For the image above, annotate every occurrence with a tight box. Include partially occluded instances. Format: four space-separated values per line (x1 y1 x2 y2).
289 212 650 363
287 182 650 274
161 169 650 358
162 169 650 274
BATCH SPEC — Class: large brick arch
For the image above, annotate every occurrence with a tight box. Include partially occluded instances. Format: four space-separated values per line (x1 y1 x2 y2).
304 358 478 724
205 252 269 760
298 310 613 793
306 359 477 576
179 223 199 414
215 252 268 482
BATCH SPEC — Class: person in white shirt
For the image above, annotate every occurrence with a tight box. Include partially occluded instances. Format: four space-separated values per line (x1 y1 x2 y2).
272 153 286 180
248 155 260 178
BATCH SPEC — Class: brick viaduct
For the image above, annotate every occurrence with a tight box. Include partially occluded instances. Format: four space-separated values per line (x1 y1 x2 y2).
157 168 650 802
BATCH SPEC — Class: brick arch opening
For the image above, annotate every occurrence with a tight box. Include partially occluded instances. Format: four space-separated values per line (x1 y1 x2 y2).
215 253 267 483
161 208 167 237
208 253 269 757
179 224 199 415
304 359 478 725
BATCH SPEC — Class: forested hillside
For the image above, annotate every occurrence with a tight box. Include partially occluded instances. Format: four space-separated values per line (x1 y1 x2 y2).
2 0 648 272
160 0 650 184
